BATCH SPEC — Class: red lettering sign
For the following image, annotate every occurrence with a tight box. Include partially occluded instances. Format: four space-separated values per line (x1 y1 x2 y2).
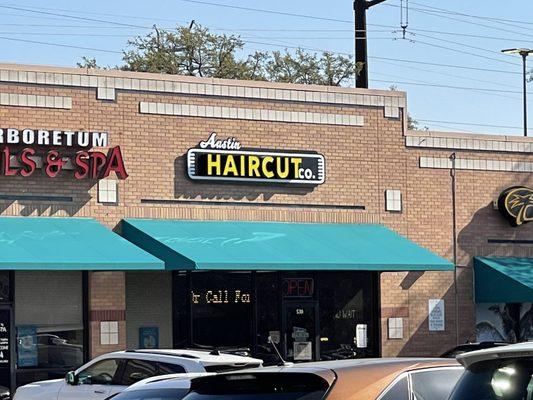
283 278 314 297
0 146 128 180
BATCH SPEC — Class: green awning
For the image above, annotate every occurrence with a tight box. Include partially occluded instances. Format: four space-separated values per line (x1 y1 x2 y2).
119 219 453 271
474 257 533 303
0 217 164 270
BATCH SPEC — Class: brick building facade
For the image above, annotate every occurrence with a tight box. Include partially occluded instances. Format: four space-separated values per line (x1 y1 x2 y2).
0 63 531 390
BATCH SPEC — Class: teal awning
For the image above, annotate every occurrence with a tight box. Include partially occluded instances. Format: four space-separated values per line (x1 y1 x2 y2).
474 257 533 303
0 217 164 270
119 219 453 271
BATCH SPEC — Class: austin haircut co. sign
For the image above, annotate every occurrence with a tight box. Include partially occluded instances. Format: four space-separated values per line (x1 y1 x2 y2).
187 133 325 185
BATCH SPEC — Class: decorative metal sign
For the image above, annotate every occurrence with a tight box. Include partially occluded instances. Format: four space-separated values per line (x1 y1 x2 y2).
498 186 533 227
0 128 128 179
187 133 325 185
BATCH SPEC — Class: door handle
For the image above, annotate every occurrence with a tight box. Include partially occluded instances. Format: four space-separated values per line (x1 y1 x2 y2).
94 390 106 394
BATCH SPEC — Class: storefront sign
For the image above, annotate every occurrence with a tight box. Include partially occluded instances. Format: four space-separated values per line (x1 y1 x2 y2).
283 278 314 298
498 186 533 227
139 327 159 349
428 299 445 331
187 133 325 185
191 290 251 305
0 128 128 179
0 310 9 367
17 325 37 367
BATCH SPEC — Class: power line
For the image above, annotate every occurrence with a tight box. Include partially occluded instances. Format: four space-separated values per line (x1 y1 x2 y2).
407 1 533 27
0 35 122 54
370 78 533 96
0 5 150 29
176 0 353 23
416 119 532 131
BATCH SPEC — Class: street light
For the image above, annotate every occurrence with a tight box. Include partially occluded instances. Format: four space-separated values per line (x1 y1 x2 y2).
501 48 533 137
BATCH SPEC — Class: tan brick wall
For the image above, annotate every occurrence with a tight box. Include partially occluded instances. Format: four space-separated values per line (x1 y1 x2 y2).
0 66 531 357
88 272 126 358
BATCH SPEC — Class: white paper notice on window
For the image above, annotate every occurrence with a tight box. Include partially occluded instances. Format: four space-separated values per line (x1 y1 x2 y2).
428 299 445 331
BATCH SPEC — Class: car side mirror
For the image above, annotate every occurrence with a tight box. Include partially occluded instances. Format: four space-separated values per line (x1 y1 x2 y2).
65 371 79 386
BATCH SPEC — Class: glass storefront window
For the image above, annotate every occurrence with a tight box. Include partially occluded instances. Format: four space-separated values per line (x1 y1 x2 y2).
191 272 252 349
256 272 280 365
317 272 376 359
15 271 85 387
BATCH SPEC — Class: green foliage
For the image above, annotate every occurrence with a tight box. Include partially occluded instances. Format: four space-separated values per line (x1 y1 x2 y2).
79 24 361 87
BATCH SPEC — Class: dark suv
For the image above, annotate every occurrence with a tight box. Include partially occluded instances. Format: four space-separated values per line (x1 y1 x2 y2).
450 342 533 400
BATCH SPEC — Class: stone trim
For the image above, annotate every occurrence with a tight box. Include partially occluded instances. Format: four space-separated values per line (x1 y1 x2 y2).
0 65 404 118
406 134 533 153
139 101 365 126
420 156 533 172
0 92 71 109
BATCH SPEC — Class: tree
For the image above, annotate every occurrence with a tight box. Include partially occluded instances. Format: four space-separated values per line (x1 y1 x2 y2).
79 24 360 86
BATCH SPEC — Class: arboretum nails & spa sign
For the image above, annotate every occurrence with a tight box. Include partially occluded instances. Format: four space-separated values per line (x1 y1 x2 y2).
0 128 128 179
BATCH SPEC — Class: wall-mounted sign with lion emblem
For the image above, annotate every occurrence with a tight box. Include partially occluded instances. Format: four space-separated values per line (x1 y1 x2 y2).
498 186 533 227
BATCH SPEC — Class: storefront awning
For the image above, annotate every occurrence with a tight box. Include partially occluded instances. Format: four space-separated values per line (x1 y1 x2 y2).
119 219 453 271
474 257 533 303
0 217 164 270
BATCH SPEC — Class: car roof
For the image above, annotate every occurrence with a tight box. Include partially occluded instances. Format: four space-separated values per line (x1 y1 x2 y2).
128 349 263 366
126 372 213 391
94 349 261 366
457 342 533 369
215 358 460 400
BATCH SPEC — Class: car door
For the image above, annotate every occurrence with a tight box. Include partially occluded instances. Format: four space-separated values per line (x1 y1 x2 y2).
58 358 125 400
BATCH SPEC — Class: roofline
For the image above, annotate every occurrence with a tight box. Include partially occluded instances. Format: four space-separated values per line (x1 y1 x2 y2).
0 62 405 97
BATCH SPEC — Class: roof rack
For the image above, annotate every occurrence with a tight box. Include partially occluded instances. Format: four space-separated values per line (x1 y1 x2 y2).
125 349 200 359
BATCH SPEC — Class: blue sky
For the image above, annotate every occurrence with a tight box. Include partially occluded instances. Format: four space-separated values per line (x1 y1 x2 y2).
0 0 532 136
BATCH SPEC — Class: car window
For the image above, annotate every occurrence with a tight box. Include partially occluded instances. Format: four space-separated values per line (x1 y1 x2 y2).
183 372 330 400
410 368 463 400
109 388 190 400
158 362 186 375
449 358 533 400
121 359 158 386
379 376 409 400
78 359 121 385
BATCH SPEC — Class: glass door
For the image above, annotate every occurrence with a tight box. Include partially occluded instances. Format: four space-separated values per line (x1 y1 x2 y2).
283 302 318 362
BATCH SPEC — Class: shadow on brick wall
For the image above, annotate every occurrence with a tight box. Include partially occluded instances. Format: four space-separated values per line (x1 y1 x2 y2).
0 175 94 216
396 267 475 357
173 155 315 201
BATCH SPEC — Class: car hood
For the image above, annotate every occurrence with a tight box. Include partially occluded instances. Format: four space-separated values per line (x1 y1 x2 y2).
14 379 63 399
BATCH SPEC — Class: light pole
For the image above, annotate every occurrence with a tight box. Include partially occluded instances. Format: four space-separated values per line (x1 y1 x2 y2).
501 48 532 137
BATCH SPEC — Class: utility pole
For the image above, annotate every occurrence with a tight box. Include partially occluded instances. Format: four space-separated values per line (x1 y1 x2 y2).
353 0 387 88
501 48 532 137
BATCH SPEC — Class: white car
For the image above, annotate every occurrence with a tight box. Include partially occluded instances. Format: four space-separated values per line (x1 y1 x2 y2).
14 349 262 400
104 373 211 400
449 342 533 400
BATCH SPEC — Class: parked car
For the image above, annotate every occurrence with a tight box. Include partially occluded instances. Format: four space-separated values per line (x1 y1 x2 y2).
13 349 262 400
0 385 9 400
104 373 211 400
449 342 533 400
440 341 509 358
110 358 463 400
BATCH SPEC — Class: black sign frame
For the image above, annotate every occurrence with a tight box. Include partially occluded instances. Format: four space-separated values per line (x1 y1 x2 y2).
187 148 326 186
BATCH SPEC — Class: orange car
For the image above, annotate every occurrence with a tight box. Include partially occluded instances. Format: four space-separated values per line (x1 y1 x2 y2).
182 358 463 400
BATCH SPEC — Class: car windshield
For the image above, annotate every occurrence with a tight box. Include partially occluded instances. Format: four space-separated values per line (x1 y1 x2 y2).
449 358 533 400
182 373 330 400
110 388 189 400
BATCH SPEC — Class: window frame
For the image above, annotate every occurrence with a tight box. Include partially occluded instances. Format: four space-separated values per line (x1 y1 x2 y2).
119 358 160 386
